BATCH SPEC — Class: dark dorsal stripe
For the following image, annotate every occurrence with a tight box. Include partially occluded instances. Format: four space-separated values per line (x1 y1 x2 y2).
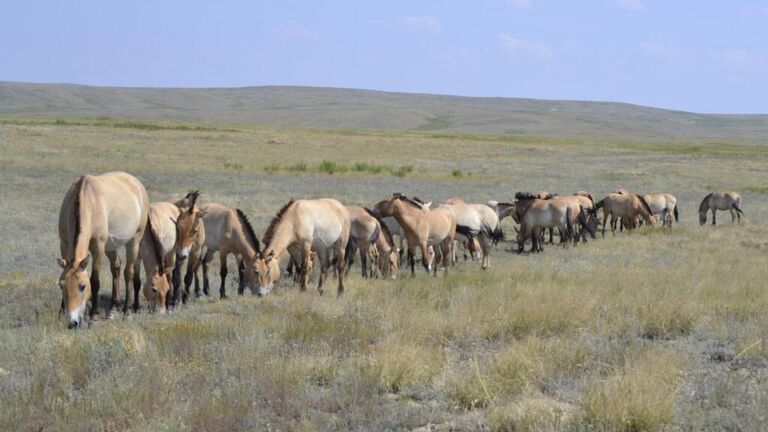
146 217 166 272
235 208 261 253
364 207 394 248
263 200 295 246
71 176 85 263
699 192 713 212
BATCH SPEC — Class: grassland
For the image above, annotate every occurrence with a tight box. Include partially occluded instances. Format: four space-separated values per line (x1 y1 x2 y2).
1 117 768 431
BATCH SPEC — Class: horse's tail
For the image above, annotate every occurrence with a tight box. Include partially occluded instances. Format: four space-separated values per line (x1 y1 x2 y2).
455 224 476 241
565 207 574 241
673 205 679 222
594 198 604 210
344 235 356 265
732 203 744 216
490 225 505 244
578 206 596 238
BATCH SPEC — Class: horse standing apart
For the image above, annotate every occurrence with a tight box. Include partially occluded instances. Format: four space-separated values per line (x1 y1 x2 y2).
699 192 743 225
254 199 351 296
57 172 149 328
373 194 463 276
444 198 504 269
595 193 657 236
643 193 679 227
195 203 264 298
513 192 575 253
133 200 203 312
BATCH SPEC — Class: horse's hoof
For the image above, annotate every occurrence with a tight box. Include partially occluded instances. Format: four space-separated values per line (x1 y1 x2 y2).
107 311 118 320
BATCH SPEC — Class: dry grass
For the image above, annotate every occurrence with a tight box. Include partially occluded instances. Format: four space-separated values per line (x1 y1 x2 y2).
1 118 768 430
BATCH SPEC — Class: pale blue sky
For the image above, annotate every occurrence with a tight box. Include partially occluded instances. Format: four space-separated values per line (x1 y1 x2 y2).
2 0 767 113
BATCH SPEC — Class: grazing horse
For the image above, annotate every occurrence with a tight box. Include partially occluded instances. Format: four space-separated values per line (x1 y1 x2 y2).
57 172 149 328
513 193 574 253
487 200 516 223
595 193 656 236
134 217 172 313
254 199 351 296
643 193 679 227
444 198 504 269
133 200 204 312
555 195 598 242
344 205 383 278
168 191 206 303
196 203 263 298
699 192 743 225
373 194 462 276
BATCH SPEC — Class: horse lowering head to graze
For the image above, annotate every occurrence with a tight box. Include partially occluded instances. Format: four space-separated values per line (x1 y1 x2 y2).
487 200 516 222
594 193 656 236
367 208 399 279
373 193 460 276
344 205 386 279
137 217 172 314
699 192 743 225
57 172 150 328
513 193 574 253
553 195 598 242
255 199 350 296
643 193 679 228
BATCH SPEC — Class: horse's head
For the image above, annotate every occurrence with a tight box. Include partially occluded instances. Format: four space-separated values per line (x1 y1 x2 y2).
142 267 171 314
467 237 481 260
57 256 90 328
426 245 436 272
173 208 204 261
253 250 280 296
373 196 397 217
382 247 399 280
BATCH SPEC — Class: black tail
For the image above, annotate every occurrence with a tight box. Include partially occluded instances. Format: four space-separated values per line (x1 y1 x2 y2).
489 225 505 244
673 205 679 222
565 207 574 241
732 204 744 215
595 198 604 210
344 236 356 266
578 208 596 238
455 224 477 241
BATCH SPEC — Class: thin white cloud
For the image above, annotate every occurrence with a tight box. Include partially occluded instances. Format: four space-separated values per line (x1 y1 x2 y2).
499 34 553 59
611 0 645 12
395 16 442 32
640 42 677 58
273 21 322 39
503 0 531 8
708 49 764 68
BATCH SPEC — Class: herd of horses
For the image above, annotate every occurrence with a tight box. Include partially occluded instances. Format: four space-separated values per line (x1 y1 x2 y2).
57 171 745 329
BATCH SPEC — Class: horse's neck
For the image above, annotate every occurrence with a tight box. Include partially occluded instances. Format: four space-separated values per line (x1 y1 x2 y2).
72 190 94 266
376 231 392 251
392 201 419 228
263 222 294 258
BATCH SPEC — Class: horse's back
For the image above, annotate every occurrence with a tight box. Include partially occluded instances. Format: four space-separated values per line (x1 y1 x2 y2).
199 203 232 251
148 202 181 253
83 172 149 249
295 199 349 247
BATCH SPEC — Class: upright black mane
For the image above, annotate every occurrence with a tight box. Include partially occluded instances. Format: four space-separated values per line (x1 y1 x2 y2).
263 200 296 246
515 192 537 201
699 192 714 212
235 208 261 253
71 176 84 252
393 194 425 209
146 217 166 272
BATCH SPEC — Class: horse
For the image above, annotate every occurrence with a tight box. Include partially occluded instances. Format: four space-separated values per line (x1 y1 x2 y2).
134 216 172 314
168 191 206 302
699 192 743 225
513 192 574 253
444 198 504 269
254 199 351 296
132 199 204 312
555 195 599 242
643 193 679 227
344 205 382 278
595 193 657 236
487 200 516 223
57 172 149 328
195 203 263 298
373 193 464 276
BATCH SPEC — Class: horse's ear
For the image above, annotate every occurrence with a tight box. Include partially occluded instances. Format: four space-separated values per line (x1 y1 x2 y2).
424 201 432 208
78 256 90 271
57 258 68 269
264 250 276 262
195 211 204 219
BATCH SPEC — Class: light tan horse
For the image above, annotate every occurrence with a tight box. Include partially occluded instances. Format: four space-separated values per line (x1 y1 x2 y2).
57 172 149 328
513 193 574 253
133 200 204 312
444 198 504 269
196 203 263 298
370 216 400 279
134 216 172 314
643 193 679 227
699 192 743 225
168 191 206 303
555 195 598 242
254 199 351 296
373 194 462 276
595 193 656 236
344 206 399 279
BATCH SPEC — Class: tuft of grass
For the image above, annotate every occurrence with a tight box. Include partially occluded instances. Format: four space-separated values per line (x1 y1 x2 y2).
318 160 348 174
288 161 308 172
486 398 575 432
390 164 414 177
452 169 464 178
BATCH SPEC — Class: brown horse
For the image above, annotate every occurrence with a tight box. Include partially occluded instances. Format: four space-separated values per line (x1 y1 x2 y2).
513 192 574 253
344 206 399 279
196 203 263 298
254 199 351 296
168 191 206 303
595 193 656 236
373 194 463 276
699 192 743 225
134 216 172 313
57 172 149 328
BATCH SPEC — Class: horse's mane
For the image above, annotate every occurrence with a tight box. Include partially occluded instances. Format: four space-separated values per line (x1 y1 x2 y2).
635 194 654 216
515 192 537 201
364 207 394 247
235 208 261 253
699 192 713 212
411 196 427 204
71 176 85 255
146 217 166 273
393 194 424 210
263 200 295 245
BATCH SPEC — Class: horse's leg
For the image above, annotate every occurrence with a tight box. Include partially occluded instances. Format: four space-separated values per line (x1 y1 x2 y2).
132 260 141 312
219 251 229 299
480 235 491 270
730 208 736 224
171 261 181 307
360 243 369 278
712 209 717 225
122 237 140 316
316 249 327 295
236 257 245 295
441 239 451 275
336 242 346 297
183 251 198 303
201 248 215 296
105 249 121 315
407 245 416 276
300 243 312 291
420 241 431 274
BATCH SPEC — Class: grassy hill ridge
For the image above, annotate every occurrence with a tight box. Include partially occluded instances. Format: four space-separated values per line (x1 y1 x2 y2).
2 81 768 139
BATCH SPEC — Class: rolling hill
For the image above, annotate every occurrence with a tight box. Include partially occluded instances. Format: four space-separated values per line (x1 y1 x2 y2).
2 81 767 139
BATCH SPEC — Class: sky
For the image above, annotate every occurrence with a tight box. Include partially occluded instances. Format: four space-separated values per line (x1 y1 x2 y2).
2 0 767 114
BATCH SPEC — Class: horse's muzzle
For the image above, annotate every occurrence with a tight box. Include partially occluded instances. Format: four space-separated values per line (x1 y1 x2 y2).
68 320 79 329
